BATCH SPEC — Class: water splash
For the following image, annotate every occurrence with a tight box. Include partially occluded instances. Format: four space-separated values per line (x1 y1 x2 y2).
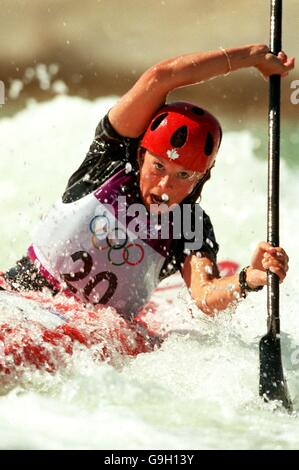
0 95 299 449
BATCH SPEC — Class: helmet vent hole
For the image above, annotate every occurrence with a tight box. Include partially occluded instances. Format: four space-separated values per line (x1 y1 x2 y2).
170 125 188 147
205 132 214 156
150 113 168 131
191 107 205 116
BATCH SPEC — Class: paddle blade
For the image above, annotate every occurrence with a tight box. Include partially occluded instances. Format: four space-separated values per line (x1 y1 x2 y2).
259 332 292 411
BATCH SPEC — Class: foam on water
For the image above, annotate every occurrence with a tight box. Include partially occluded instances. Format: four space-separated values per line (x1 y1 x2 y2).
0 96 299 449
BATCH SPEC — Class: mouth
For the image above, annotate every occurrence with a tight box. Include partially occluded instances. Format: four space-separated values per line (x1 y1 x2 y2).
150 194 164 204
150 193 169 205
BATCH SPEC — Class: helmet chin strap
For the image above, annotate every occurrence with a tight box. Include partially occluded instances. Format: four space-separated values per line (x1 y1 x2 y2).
196 166 213 186
185 164 214 202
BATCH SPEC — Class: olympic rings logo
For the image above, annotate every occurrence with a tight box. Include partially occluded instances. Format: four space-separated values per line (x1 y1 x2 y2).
89 214 144 267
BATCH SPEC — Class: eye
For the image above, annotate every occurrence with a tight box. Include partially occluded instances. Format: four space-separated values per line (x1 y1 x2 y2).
153 162 164 171
177 171 191 180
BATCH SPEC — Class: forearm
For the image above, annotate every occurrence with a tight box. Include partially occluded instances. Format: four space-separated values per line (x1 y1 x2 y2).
195 274 242 315
157 44 269 90
192 241 290 315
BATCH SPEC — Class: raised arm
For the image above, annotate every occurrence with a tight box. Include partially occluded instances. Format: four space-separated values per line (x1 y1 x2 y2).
108 44 294 138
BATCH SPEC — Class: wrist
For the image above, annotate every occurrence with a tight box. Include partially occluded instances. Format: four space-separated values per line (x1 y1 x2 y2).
239 266 264 298
244 266 255 289
224 44 269 72
245 266 264 289
249 43 270 66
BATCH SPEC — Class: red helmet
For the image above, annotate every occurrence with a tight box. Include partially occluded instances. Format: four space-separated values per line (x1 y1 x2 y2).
140 102 222 173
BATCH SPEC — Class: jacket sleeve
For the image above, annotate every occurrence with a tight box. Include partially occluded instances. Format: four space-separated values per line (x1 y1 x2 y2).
62 114 140 203
159 209 219 281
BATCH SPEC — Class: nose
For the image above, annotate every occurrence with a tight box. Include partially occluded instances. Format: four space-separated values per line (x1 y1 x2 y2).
158 174 173 190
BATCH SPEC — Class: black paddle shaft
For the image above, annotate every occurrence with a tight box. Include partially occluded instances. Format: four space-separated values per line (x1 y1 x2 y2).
267 0 282 337
259 0 292 411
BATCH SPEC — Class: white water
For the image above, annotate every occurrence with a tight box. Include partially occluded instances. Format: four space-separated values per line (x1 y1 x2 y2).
0 96 299 449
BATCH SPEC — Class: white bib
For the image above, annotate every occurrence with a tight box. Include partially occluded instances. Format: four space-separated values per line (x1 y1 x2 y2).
30 169 172 318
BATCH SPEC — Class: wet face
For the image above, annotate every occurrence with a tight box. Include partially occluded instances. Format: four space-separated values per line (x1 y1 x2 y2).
138 150 204 213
